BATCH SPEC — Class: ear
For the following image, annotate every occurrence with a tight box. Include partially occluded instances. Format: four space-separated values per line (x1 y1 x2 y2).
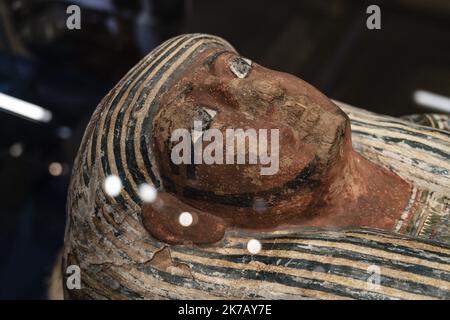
142 192 227 245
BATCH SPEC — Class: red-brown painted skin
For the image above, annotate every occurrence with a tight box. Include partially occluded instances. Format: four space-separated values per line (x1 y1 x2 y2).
142 49 411 244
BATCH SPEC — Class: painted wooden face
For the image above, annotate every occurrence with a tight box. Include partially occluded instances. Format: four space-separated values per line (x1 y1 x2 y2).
151 48 351 228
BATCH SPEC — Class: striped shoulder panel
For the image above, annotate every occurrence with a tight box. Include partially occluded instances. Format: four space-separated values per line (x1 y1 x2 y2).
67 227 450 300
335 102 449 244
402 114 450 132
166 228 450 300
336 101 449 196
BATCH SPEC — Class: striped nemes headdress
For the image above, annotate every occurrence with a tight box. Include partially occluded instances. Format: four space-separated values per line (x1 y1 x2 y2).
70 34 236 212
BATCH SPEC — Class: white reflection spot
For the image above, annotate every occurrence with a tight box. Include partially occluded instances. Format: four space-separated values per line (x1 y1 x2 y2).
179 212 193 227
9 142 24 158
138 183 157 203
104 175 122 197
57 126 72 140
253 197 267 213
49 162 63 176
247 239 262 254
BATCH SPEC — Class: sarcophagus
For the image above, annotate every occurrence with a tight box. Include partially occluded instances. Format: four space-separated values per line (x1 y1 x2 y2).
62 34 450 300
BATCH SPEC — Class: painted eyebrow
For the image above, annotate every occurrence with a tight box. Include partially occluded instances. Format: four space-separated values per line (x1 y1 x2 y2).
203 50 232 67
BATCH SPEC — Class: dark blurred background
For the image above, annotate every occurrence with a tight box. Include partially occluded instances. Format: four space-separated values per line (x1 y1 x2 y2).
0 0 449 299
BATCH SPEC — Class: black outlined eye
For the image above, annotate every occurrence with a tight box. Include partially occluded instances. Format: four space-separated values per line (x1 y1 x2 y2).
190 106 218 144
228 56 252 78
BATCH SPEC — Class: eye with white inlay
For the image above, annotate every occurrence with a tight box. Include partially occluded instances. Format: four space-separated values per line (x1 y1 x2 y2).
228 56 252 79
203 108 217 119
191 107 217 144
